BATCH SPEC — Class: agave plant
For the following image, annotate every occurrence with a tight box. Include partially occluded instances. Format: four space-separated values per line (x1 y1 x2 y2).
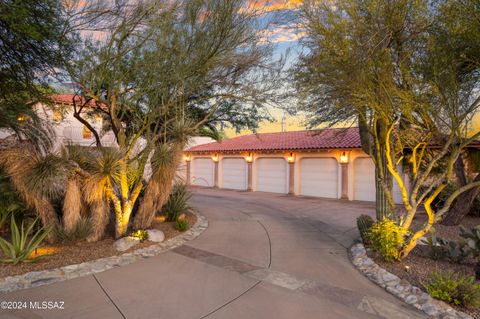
163 183 192 222
0 216 50 264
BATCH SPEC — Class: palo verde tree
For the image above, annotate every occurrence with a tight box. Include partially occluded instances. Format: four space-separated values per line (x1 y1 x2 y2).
294 0 480 258
383 0 480 258
293 0 430 220
66 0 282 238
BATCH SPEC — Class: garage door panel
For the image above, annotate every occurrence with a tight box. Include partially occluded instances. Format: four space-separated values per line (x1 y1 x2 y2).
222 158 247 190
300 158 338 198
192 158 214 187
354 158 404 203
256 158 287 193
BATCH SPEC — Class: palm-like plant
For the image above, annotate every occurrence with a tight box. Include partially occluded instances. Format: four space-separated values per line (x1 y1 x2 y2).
0 216 50 264
0 147 64 242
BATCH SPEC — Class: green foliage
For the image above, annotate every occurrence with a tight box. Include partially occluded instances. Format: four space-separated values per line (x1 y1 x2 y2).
54 217 92 242
427 233 471 263
368 219 407 261
460 225 480 258
423 271 480 308
356 214 374 245
162 184 191 222
0 169 26 229
0 216 50 264
130 230 149 242
175 219 189 232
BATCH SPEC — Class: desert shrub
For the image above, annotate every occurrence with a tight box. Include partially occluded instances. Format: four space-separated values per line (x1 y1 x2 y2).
175 219 189 232
427 233 471 263
162 184 191 222
54 217 93 242
0 216 50 264
356 214 374 245
130 229 149 241
368 218 407 261
423 271 480 308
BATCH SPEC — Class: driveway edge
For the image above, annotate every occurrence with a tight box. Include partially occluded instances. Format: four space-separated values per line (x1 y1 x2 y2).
0 212 209 293
349 243 472 319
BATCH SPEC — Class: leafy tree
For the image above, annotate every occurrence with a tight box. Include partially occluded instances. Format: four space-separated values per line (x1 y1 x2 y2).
293 0 429 219
294 0 480 258
0 0 68 147
66 0 283 238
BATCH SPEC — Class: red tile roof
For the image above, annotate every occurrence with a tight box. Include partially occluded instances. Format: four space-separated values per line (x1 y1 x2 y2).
49 94 96 106
186 127 362 153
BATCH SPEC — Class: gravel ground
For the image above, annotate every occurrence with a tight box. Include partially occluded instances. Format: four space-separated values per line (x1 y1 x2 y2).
0 212 196 279
368 216 480 318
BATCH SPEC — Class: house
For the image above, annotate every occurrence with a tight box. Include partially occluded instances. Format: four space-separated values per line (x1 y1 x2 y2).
0 94 214 153
183 127 407 203
0 94 116 149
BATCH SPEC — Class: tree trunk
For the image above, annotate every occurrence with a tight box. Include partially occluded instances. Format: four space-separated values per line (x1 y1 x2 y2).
62 177 82 233
440 173 480 226
133 144 183 230
86 200 109 242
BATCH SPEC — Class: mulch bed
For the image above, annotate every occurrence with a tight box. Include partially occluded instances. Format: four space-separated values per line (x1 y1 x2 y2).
0 212 196 279
367 215 480 318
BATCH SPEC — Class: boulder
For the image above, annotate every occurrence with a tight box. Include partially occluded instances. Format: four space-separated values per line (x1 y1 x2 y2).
146 229 165 243
114 237 140 252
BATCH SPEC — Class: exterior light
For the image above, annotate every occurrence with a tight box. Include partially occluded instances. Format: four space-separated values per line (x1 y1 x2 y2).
340 151 349 164
287 152 295 163
212 153 219 162
16 115 26 122
183 154 191 162
246 152 253 163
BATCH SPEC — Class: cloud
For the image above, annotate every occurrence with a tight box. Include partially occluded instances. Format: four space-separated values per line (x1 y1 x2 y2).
258 25 305 44
248 0 303 13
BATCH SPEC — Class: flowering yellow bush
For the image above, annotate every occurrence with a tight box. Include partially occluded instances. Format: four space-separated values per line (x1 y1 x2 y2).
369 219 408 261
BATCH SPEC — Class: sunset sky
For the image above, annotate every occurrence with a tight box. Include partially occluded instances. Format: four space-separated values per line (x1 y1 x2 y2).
224 0 306 137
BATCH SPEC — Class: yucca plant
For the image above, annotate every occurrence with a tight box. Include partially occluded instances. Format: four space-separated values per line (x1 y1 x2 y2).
0 216 50 264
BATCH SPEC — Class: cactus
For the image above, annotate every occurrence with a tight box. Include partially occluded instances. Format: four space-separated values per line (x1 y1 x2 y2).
357 214 374 244
460 225 480 258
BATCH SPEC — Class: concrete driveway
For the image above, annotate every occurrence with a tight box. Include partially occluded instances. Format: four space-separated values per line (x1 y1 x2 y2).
1 188 426 319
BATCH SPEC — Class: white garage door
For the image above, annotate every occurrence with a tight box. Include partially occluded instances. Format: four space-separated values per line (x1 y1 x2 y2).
192 158 214 187
256 158 288 193
354 157 404 203
300 158 338 198
221 158 247 190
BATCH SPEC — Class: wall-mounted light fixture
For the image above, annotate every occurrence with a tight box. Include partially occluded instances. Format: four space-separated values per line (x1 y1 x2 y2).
212 153 219 162
287 152 295 163
340 151 349 164
246 152 253 163
183 154 191 162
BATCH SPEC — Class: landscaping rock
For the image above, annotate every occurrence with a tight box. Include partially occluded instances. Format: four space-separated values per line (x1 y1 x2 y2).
0 212 208 294
114 237 140 252
146 229 165 242
349 243 474 319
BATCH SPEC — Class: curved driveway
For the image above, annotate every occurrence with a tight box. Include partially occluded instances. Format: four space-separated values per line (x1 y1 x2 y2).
2 188 425 319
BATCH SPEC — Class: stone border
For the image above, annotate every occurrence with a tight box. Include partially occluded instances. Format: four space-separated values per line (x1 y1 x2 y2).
350 243 472 319
0 212 208 293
